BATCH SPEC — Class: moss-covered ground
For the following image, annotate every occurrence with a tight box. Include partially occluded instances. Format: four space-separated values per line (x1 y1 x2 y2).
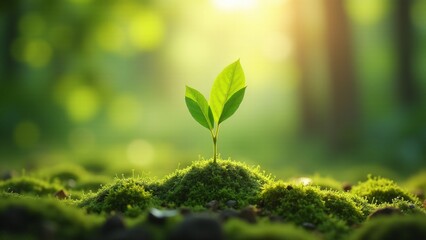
1 159 425 240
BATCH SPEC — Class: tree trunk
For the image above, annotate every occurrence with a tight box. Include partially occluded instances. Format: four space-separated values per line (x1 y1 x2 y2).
291 0 320 135
323 0 360 150
396 0 417 107
0 2 20 81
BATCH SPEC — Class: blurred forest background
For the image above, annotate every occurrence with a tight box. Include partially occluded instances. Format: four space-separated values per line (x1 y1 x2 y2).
1 0 425 181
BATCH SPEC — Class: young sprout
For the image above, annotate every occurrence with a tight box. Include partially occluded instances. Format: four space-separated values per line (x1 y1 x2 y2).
185 60 246 163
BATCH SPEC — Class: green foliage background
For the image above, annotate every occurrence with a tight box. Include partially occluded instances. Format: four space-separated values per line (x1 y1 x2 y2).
0 0 426 181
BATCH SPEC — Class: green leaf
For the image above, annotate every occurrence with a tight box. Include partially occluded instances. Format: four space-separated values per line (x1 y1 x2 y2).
185 86 214 130
219 86 246 123
209 60 246 123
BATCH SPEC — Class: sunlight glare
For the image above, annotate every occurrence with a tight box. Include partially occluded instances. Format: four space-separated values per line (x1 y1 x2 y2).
213 0 257 11
297 177 312 186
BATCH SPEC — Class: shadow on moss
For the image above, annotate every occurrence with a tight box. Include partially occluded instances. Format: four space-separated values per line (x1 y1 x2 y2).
0 198 102 240
349 215 426 240
0 177 63 197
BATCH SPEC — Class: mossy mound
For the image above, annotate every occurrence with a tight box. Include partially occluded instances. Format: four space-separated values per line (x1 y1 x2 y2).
80 178 157 217
36 163 110 191
0 176 63 197
224 219 316 240
259 181 327 225
36 163 90 182
404 170 426 200
0 198 101 240
351 176 420 204
159 159 273 208
259 181 368 239
375 198 426 216
349 215 426 240
319 190 367 225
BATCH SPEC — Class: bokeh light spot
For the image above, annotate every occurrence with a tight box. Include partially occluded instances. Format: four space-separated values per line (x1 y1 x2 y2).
126 139 155 166
108 95 142 130
346 0 388 26
23 39 52 68
66 86 100 122
129 10 165 50
13 121 40 149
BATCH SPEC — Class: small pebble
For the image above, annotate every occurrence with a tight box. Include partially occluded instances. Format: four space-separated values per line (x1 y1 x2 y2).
226 200 237 208
238 206 257 224
342 183 352 192
205 200 219 211
147 208 178 225
54 190 68 200
301 222 316 230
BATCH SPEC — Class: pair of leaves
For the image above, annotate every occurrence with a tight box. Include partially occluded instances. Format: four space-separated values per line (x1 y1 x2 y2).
185 60 246 130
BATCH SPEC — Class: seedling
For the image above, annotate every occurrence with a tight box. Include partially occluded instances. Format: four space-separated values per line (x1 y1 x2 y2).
185 60 246 163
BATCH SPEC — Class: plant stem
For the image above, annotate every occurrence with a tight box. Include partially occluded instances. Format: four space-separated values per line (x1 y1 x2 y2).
213 136 217 163
211 124 220 163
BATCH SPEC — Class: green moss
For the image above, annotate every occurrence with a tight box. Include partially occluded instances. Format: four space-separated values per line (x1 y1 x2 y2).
159 159 273 208
35 163 110 191
259 181 368 239
0 198 101 239
351 176 420 204
80 178 157 217
376 198 426 216
349 215 426 240
0 176 63 197
347 193 376 217
319 190 367 225
224 219 316 240
36 163 90 182
259 181 326 225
